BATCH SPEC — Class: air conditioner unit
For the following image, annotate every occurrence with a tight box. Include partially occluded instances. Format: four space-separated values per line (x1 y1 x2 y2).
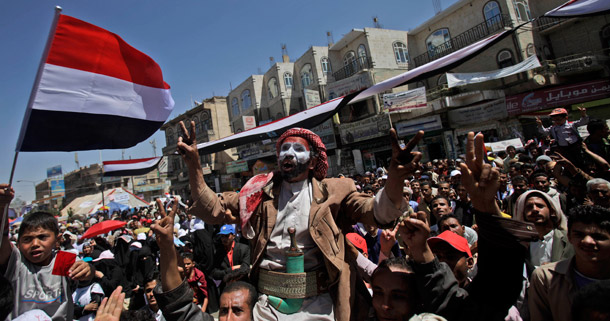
556 55 599 73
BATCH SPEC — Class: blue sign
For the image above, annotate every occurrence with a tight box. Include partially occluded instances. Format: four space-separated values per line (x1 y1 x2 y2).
47 165 62 178
50 179 65 195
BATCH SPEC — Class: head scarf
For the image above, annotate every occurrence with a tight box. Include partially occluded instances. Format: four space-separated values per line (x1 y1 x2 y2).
276 128 328 180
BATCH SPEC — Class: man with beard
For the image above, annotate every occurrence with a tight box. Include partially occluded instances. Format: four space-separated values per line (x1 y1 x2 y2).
586 178 610 208
178 122 422 321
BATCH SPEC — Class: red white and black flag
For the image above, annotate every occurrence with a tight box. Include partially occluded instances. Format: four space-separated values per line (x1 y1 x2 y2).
545 0 610 17
16 13 174 152
102 157 162 177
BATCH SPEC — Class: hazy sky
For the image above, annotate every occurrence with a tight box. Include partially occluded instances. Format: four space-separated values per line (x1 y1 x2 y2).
0 0 458 203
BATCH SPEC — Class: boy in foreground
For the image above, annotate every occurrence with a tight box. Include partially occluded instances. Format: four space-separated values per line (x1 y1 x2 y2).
0 184 95 320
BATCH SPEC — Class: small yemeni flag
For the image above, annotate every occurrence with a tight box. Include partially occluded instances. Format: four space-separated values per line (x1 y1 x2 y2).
103 157 162 177
16 13 174 152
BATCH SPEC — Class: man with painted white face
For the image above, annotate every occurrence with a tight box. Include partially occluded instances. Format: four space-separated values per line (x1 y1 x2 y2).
177 122 423 321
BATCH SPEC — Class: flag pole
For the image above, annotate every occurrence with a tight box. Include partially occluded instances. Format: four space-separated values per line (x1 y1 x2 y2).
2 6 62 249
15 6 63 152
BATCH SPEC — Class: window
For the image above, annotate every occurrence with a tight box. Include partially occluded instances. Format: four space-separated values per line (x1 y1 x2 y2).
241 90 251 110
166 128 174 145
513 0 531 21
321 57 331 73
526 43 536 57
231 97 239 117
437 74 448 86
268 77 278 99
357 44 367 62
393 42 409 63
343 50 357 73
484 1 501 21
284 72 293 88
497 49 514 68
426 28 451 57
300 64 312 88
192 116 200 134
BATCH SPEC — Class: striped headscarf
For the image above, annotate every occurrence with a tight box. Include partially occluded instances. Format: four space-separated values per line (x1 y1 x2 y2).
276 128 328 180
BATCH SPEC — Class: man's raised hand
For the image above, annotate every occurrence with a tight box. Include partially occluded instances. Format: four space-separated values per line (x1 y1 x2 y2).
151 198 177 249
177 120 200 168
460 132 501 215
389 129 424 179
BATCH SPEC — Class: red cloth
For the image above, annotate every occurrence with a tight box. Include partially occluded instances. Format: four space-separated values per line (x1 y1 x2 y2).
187 268 208 305
52 251 77 276
227 240 235 269
276 128 328 180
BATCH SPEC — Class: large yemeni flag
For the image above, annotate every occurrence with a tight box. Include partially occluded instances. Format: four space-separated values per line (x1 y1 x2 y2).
545 0 610 17
16 14 174 152
103 157 162 177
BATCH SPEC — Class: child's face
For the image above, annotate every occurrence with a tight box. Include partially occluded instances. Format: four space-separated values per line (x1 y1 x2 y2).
183 257 194 275
371 267 417 321
18 227 58 266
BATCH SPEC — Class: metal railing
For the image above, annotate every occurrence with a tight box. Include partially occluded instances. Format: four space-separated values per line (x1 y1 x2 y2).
332 56 372 81
535 16 564 32
412 14 513 68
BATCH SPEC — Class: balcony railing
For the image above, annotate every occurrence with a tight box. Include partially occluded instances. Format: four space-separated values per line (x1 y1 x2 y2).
412 14 513 68
332 56 372 81
535 16 564 32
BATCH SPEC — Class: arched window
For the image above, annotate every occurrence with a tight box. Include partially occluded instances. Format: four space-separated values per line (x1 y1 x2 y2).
321 57 331 73
343 51 357 74
426 28 451 57
166 128 174 145
437 74 448 86
300 64 312 88
526 43 536 57
513 0 531 21
484 1 501 21
241 90 251 110
231 97 239 117
601 24 610 49
268 78 278 99
497 49 514 68
393 42 409 63
192 116 200 134
284 72 293 88
357 44 367 64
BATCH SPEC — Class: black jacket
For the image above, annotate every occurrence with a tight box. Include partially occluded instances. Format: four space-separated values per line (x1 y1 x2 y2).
211 241 251 281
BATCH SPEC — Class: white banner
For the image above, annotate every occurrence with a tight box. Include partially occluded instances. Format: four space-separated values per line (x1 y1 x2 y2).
382 87 427 113
545 0 610 17
447 55 541 88
448 99 507 127
485 138 523 152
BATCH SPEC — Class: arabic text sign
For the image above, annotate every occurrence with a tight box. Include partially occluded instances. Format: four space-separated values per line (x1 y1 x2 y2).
226 159 249 174
396 115 443 137
448 99 507 127
382 87 427 113
506 79 610 116
339 113 392 145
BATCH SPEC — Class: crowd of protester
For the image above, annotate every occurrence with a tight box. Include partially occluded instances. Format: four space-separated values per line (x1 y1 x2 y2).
1 108 610 321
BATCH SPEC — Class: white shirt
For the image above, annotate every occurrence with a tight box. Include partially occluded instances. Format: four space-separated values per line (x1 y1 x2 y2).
529 229 554 267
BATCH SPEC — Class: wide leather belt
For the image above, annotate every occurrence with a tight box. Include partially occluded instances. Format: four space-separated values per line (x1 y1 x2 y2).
258 269 328 299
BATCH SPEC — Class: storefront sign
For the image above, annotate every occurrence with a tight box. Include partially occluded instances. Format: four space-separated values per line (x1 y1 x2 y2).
47 165 62 178
506 79 610 116
382 87 427 113
135 183 165 193
304 89 322 109
448 99 507 127
339 113 392 145
243 116 256 130
226 159 249 174
396 115 442 137
311 119 337 149
202 166 212 175
327 73 371 100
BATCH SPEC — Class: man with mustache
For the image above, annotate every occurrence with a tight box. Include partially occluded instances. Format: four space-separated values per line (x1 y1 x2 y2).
178 121 422 321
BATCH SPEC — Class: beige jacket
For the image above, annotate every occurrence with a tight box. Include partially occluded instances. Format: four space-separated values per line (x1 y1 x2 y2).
189 175 404 321
528 258 576 321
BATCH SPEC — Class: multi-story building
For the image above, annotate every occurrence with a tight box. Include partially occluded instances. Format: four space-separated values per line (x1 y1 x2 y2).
161 96 236 198
178 0 609 180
